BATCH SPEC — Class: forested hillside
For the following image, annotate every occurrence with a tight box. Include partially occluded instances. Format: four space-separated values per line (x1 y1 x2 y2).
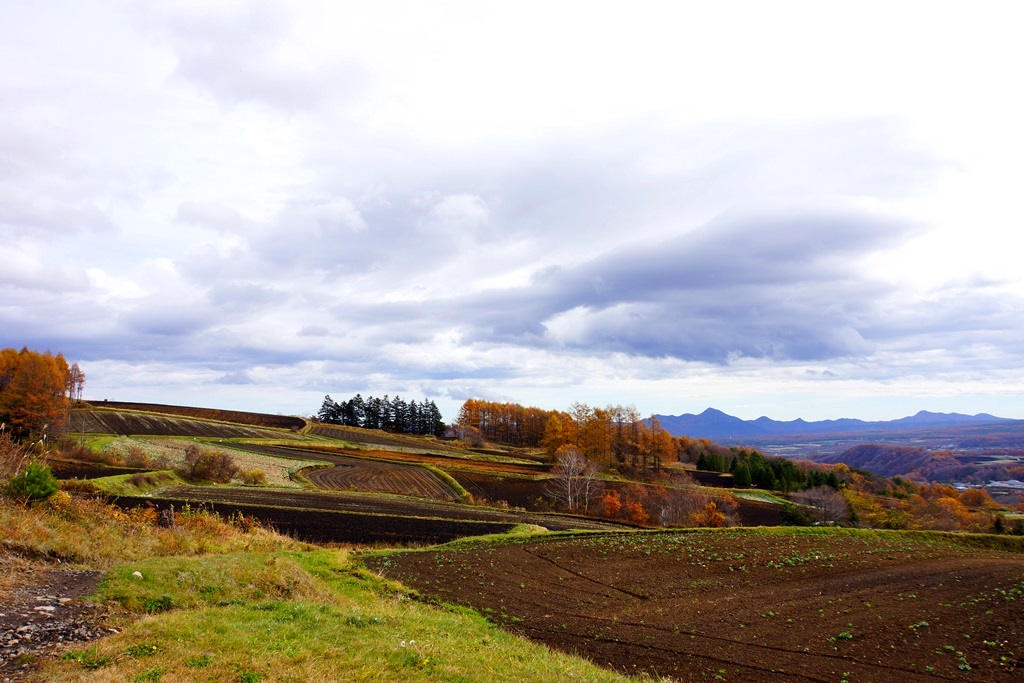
819 443 1024 483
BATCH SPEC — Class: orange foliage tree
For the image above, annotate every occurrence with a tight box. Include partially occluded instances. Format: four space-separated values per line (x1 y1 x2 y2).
690 502 728 528
0 347 82 440
842 476 997 532
599 483 737 528
958 488 999 510
543 401 679 473
600 489 623 517
457 398 680 474
455 398 554 447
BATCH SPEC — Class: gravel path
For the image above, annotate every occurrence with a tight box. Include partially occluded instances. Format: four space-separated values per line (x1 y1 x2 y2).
0 555 107 682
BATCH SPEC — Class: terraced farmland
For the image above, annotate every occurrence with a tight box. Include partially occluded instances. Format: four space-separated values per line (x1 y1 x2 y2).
230 443 461 500
70 408 298 439
117 485 628 543
231 442 545 500
84 400 306 430
252 441 546 474
305 422 456 452
305 456 458 500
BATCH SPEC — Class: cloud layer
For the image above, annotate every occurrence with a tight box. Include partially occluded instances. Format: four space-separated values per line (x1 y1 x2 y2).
3 1 1023 421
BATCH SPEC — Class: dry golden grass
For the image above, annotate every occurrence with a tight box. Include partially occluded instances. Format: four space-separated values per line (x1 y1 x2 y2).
0 431 33 481
0 490 308 569
3 492 634 683
0 550 35 596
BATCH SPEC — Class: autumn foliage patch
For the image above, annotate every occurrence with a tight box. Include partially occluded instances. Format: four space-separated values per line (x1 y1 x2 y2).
0 347 84 440
600 484 738 528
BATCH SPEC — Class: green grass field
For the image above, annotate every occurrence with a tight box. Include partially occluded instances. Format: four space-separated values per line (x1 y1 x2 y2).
3 493 636 682
43 548 635 682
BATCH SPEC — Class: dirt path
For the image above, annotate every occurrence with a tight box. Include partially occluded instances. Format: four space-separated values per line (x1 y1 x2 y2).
0 555 107 682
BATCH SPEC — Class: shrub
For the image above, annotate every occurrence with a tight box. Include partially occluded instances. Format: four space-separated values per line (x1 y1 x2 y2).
181 445 238 484
6 462 59 503
624 500 649 525
58 441 121 466
791 486 851 525
690 501 727 528
636 485 739 528
238 469 267 486
780 503 812 526
959 488 998 510
123 445 152 468
60 478 101 495
600 490 623 517
128 473 160 488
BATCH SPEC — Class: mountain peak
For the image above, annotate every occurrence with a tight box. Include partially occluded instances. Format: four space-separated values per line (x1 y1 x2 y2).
653 407 1015 440
700 407 730 417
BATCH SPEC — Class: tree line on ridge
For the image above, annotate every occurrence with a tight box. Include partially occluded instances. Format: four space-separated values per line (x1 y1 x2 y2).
316 394 445 436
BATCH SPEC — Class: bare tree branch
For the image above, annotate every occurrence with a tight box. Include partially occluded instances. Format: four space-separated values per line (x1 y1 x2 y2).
545 446 602 512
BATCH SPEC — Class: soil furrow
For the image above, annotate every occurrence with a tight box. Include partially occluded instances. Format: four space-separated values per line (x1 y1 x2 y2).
373 530 1024 682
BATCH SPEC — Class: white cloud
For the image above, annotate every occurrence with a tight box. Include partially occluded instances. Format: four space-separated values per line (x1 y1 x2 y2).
86 268 146 299
428 194 489 230
0 242 89 292
3 0 1024 422
140 0 365 111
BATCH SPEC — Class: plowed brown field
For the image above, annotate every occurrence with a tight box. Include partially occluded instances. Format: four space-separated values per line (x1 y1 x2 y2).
282 440 547 475
233 442 544 487
305 456 457 500
305 423 456 452
372 528 1024 683
70 408 295 439
117 485 629 543
229 444 459 500
84 401 306 430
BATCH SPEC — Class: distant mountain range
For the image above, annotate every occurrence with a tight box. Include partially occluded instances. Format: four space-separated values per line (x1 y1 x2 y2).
654 408 1017 441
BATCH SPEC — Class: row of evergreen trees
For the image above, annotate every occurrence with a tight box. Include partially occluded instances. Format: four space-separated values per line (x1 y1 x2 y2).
316 394 445 436
697 447 840 492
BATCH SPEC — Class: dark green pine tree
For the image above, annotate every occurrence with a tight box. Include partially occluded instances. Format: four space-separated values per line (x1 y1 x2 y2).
363 397 380 429
733 462 752 488
427 400 444 436
407 400 421 434
350 394 366 427
317 395 341 423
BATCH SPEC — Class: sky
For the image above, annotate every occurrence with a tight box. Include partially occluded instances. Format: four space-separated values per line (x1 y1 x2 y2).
3 0 1024 423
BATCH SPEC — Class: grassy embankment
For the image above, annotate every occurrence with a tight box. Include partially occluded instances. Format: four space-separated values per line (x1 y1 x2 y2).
1 492 635 682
